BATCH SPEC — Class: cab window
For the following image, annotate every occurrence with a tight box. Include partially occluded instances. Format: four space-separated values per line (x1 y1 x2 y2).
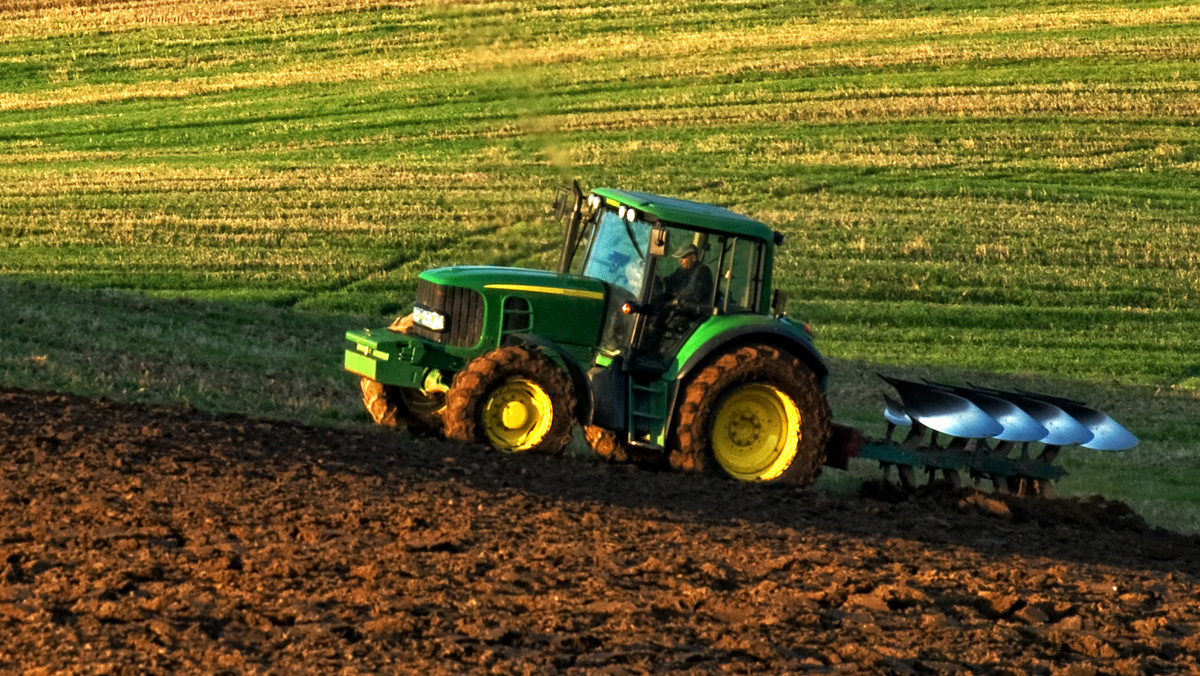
576 209 651 297
650 227 720 310
717 238 763 313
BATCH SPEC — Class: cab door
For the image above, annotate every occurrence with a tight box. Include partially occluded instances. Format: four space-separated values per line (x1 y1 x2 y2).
630 228 723 368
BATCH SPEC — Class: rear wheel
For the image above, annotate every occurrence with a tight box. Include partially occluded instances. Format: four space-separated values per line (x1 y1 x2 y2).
444 346 576 454
671 344 831 487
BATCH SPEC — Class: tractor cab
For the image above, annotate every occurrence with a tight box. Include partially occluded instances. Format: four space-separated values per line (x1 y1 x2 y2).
551 183 806 451
554 183 771 368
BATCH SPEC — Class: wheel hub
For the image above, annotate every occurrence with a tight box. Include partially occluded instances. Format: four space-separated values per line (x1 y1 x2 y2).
399 388 446 416
500 400 530 429
726 409 764 447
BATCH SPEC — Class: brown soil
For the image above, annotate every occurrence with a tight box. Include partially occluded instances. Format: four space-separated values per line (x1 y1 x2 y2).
2 386 1199 674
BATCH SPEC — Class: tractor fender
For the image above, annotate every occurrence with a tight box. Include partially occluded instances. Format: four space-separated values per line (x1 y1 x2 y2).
503 333 595 424
672 320 829 391
652 319 830 456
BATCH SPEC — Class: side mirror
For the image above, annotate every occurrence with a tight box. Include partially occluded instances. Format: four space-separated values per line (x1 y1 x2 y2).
556 180 586 273
772 288 789 316
649 227 669 257
552 181 582 222
552 186 569 219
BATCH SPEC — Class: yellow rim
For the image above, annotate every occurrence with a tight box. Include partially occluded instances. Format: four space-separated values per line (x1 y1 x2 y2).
711 384 801 481
481 378 554 451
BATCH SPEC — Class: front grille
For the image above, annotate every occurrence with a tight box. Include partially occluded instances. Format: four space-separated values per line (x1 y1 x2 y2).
410 279 484 348
502 296 532 334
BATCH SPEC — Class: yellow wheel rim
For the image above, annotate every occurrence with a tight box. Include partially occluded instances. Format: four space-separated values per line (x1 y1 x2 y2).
481 379 554 451
711 384 801 481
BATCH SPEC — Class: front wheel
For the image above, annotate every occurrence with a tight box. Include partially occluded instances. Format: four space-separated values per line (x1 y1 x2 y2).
443 346 576 454
359 377 445 434
671 344 831 487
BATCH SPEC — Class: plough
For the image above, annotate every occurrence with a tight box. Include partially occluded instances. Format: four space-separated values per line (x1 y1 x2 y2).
836 375 1139 497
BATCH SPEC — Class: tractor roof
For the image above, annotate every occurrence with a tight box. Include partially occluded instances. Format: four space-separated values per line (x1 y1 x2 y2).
591 188 777 242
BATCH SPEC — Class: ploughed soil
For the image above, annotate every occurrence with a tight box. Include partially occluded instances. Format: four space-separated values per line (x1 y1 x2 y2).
2 387 1199 675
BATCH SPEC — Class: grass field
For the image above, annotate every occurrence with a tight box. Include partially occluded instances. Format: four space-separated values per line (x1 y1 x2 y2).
2 0 1199 531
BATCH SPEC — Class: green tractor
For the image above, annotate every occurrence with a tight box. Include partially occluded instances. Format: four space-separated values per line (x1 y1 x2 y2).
346 181 1141 494
345 182 835 486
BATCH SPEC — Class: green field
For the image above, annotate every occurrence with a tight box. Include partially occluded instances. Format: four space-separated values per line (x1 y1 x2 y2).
2 0 1199 530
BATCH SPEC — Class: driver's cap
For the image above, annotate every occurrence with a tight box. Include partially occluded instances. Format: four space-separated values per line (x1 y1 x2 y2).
673 244 699 258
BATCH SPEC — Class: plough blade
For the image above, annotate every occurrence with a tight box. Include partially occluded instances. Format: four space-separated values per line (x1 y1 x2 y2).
980 389 1093 447
878 375 1002 439
967 384 1123 449
1071 411 1137 452
923 380 1048 443
882 394 911 427
1005 388 1137 452
864 375 1138 495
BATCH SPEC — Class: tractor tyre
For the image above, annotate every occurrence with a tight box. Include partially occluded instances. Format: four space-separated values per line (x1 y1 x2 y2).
443 346 576 455
671 344 831 488
359 377 445 435
361 377 404 428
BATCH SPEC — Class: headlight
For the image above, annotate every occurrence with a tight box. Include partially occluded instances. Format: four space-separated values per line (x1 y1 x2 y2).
412 306 445 331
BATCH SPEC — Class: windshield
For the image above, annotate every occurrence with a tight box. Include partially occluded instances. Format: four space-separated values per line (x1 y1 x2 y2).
579 209 652 296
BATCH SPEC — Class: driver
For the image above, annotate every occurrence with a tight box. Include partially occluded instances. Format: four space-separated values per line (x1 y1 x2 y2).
662 244 714 309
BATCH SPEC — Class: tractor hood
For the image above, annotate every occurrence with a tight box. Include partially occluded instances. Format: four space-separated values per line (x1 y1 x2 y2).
421 266 607 302
419 266 608 352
